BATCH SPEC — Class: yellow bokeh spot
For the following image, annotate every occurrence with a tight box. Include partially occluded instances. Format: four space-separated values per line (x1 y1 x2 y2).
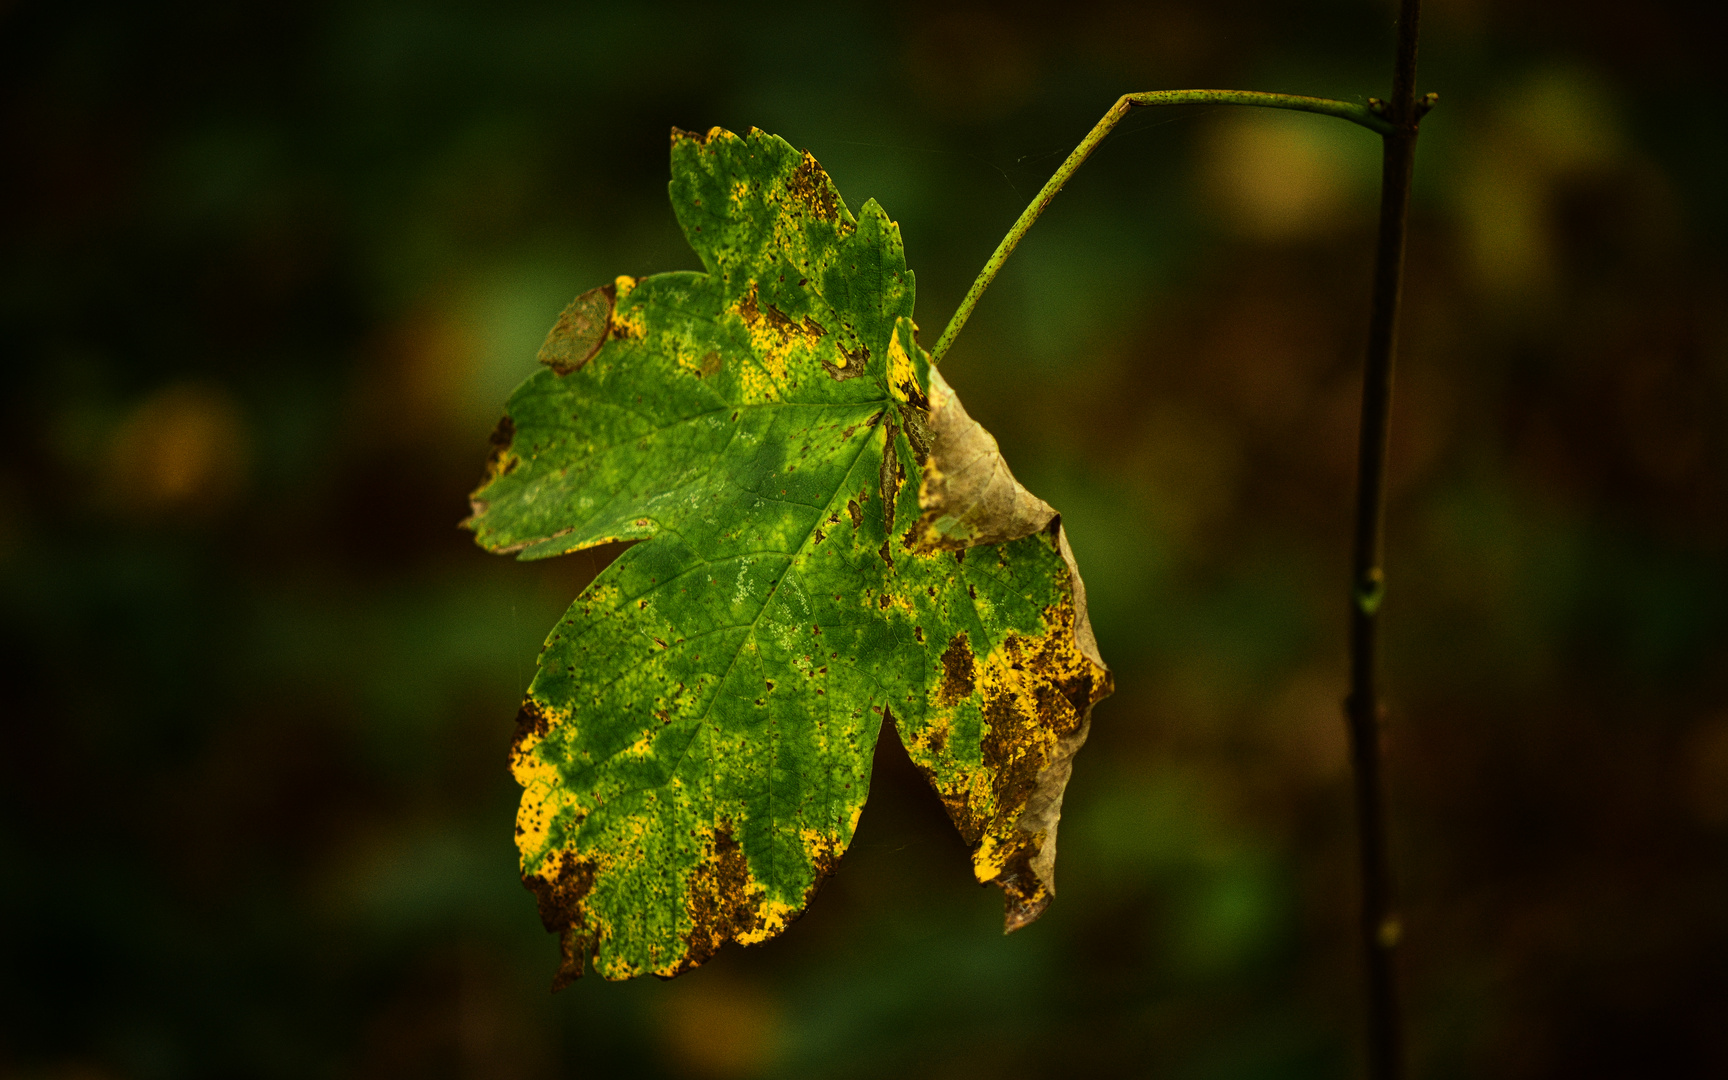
658 976 783 1079
1201 109 1370 240
107 383 249 515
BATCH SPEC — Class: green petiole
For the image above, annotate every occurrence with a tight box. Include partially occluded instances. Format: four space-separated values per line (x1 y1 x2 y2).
928 90 1400 366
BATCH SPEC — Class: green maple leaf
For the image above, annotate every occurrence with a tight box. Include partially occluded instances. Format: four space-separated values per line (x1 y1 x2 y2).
465 127 1111 985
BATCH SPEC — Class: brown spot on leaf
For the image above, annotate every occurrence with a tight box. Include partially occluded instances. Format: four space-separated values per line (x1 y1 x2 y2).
523 849 596 989
979 672 1042 813
697 351 723 377
993 842 1050 932
846 499 862 529
896 378 930 413
512 699 552 753
670 125 725 147
538 283 616 375
788 151 842 223
1052 670 1096 717
481 415 518 482
973 613 1106 829
878 422 902 533
674 825 765 976
903 589 1113 936
806 834 844 883
739 288 845 380
938 634 975 705
820 342 868 382
526 850 595 933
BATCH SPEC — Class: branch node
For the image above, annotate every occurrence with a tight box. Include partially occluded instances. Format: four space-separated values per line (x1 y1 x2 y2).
1354 568 1386 615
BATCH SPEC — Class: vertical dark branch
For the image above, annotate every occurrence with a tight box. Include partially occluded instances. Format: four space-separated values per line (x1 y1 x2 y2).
1348 0 1422 1078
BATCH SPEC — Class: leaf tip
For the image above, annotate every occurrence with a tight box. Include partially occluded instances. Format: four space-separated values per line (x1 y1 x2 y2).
1003 895 1051 935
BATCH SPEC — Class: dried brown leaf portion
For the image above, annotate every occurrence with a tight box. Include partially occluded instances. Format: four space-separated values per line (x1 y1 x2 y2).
900 369 1111 931
911 368 1057 550
538 283 616 375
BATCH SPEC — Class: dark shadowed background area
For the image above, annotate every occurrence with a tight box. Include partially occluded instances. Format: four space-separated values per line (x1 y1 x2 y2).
4 0 1727 1076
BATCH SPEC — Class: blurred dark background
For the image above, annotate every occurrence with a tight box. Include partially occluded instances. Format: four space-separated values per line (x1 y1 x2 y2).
4 0 1727 1076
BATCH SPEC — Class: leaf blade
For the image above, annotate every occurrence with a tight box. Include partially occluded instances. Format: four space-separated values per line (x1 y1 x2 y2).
468 128 1110 983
